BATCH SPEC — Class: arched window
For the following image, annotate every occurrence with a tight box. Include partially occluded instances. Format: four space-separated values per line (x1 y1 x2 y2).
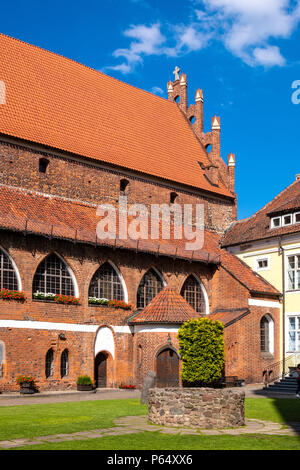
0 341 5 378
45 348 54 378
60 349 69 378
39 158 50 174
137 268 164 309
0 248 19 291
33 253 75 297
180 275 206 314
120 179 129 193
260 315 274 354
89 262 124 301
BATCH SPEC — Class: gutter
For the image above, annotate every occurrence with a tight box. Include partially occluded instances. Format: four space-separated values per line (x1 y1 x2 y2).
278 236 286 377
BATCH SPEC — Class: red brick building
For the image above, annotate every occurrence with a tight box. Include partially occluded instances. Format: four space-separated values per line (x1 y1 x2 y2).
0 34 281 391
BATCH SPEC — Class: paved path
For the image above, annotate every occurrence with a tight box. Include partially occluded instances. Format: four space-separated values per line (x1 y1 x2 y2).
0 383 299 406
0 388 141 406
0 415 299 449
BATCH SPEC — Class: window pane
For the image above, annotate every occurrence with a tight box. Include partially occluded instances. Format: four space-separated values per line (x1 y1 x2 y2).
288 256 295 269
0 250 18 290
289 317 296 330
137 269 164 309
88 262 124 301
180 275 206 314
289 332 296 351
288 270 295 290
33 254 75 296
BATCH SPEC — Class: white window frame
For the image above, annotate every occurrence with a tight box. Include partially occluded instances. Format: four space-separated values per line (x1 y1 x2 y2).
294 212 300 224
282 213 293 226
286 253 300 292
256 256 270 272
286 314 300 353
271 216 281 229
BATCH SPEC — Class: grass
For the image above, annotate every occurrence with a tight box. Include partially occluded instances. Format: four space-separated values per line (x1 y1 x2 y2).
0 397 300 450
11 432 300 451
0 399 147 440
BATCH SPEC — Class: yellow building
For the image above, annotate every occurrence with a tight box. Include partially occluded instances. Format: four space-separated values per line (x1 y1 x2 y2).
222 176 300 381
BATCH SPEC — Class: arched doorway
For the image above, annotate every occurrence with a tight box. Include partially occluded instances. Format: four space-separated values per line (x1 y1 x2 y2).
94 352 108 388
156 348 179 388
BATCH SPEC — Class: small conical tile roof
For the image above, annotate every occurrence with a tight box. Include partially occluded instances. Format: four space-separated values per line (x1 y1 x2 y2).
127 286 201 325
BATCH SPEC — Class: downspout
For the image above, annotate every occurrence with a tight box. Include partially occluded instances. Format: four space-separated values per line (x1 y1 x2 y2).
279 236 286 377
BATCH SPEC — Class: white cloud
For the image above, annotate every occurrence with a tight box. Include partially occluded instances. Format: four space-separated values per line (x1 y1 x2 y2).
150 86 164 95
196 0 300 66
104 23 166 74
103 0 300 73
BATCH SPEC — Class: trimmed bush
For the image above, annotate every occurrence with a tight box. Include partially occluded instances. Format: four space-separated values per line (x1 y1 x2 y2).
178 318 225 387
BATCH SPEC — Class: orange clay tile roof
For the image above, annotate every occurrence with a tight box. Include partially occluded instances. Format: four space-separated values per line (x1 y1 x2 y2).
220 249 280 295
0 33 233 199
127 286 201 324
0 185 280 296
222 179 300 247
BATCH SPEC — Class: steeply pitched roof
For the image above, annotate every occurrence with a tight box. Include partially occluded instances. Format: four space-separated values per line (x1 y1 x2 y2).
0 33 233 199
127 286 201 324
222 179 300 247
220 249 280 296
0 185 280 296
0 185 221 264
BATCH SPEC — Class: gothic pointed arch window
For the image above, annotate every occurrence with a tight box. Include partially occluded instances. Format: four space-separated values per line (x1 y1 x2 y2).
60 349 69 378
137 268 165 309
0 341 5 378
32 253 76 297
180 275 207 314
45 348 54 378
260 314 274 354
0 248 19 291
88 262 125 301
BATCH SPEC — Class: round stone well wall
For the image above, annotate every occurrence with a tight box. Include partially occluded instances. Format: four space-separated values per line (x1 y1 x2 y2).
148 388 245 429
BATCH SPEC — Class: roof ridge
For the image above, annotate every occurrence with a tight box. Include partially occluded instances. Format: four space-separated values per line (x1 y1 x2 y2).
249 179 300 219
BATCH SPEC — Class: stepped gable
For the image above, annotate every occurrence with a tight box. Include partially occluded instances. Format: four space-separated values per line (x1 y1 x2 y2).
127 286 201 324
0 33 233 199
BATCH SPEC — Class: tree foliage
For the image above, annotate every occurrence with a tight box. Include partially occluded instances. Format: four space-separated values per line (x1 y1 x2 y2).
178 318 225 387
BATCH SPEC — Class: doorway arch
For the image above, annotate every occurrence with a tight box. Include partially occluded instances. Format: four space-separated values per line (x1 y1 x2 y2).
156 347 179 388
94 351 109 388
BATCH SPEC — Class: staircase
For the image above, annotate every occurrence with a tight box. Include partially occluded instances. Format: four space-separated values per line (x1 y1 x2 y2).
266 376 298 394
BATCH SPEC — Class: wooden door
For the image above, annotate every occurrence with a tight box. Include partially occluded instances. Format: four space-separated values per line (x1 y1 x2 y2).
95 352 107 388
156 348 179 388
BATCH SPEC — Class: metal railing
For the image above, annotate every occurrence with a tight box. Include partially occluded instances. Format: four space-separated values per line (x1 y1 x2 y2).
263 353 300 387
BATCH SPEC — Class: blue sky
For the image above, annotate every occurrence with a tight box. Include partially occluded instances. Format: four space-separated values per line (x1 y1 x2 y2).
1 0 300 219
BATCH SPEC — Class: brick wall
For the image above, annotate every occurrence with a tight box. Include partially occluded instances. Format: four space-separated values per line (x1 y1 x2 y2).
0 139 235 234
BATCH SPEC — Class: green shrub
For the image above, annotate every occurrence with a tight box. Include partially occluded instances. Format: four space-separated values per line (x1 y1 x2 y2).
76 375 93 385
178 318 225 387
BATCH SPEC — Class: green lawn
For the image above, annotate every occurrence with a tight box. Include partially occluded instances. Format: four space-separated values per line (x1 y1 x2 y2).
11 432 300 451
0 397 300 450
0 398 147 440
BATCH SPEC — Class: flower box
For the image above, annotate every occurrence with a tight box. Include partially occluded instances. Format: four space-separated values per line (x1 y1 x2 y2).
17 375 36 394
88 297 133 310
33 292 80 305
76 375 95 391
0 289 26 301
77 384 94 391
119 384 136 390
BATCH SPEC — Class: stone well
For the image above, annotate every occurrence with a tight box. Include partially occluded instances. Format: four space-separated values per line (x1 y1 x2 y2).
148 387 245 429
